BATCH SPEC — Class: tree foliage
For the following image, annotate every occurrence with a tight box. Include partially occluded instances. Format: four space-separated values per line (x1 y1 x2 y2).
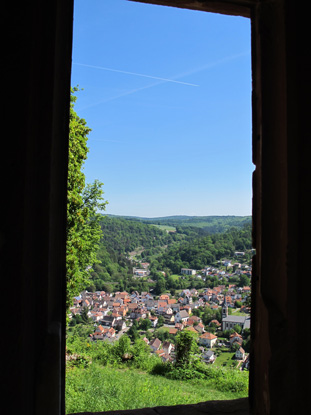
150 224 252 274
174 330 200 368
66 87 107 310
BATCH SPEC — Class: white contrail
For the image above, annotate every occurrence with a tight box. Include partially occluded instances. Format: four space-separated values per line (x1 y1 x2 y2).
76 80 166 111
73 51 249 111
73 62 199 87
172 51 250 80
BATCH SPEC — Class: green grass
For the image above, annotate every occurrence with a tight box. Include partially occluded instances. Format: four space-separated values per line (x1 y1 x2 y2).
170 274 181 280
66 364 247 414
151 224 176 232
214 351 237 368
231 309 248 316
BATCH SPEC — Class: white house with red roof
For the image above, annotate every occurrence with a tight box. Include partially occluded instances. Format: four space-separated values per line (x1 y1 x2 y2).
199 332 218 348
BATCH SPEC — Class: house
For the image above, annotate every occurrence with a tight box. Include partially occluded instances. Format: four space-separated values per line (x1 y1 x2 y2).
130 306 148 319
105 327 116 338
163 313 175 324
92 330 104 340
117 306 128 317
202 350 216 363
235 347 246 360
115 320 126 331
175 310 189 323
229 332 243 346
100 307 110 316
174 323 184 331
96 325 105 333
181 289 191 297
102 315 116 327
161 353 173 363
142 337 149 345
145 300 157 311
127 302 139 311
82 299 91 309
194 322 205 334
69 307 81 317
73 296 82 307
150 338 162 352
133 268 148 277
111 311 122 320
149 316 158 327
209 319 221 328
165 307 173 315
183 304 192 314
181 268 196 276
157 301 170 314
89 310 104 322
171 303 180 313
116 291 129 297
199 332 218 348
188 315 202 325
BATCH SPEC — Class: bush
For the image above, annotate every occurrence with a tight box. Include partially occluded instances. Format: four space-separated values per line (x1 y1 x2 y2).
150 362 172 376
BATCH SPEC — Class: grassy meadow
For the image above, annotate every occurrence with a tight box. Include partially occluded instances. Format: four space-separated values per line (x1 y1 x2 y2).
66 363 248 414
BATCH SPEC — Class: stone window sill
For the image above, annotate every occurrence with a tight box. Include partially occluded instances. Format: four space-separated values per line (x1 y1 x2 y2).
70 397 249 415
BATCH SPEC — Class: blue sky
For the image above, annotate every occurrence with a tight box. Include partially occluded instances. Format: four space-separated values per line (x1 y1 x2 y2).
71 0 253 218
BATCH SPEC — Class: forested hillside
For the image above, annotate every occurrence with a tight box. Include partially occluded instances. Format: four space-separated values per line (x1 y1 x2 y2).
88 216 180 292
116 215 251 234
149 224 252 275
98 216 181 253
88 215 252 293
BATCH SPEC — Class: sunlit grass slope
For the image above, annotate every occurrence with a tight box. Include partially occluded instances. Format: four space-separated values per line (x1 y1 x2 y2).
66 364 248 414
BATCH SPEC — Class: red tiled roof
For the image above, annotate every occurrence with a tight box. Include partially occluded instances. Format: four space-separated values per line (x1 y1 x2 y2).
200 332 217 340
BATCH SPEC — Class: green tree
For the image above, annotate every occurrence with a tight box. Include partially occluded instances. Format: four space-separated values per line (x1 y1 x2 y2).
115 335 132 360
233 324 242 334
157 315 164 328
80 307 92 325
174 330 199 368
138 318 152 331
127 324 139 342
154 277 166 295
66 87 108 311
238 274 250 287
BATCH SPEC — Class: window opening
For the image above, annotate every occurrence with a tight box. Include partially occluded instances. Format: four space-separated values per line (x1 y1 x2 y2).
66 0 253 413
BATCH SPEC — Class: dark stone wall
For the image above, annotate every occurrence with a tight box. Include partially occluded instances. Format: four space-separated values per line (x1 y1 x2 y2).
251 1 309 414
3 1 73 414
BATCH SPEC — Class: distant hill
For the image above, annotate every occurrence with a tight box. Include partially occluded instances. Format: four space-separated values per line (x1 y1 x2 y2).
88 214 252 292
107 214 252 234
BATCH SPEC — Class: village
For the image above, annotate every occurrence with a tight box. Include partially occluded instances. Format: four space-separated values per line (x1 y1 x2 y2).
69 261 251 370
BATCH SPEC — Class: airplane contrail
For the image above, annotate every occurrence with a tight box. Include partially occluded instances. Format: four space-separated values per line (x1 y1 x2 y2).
73 51 249 111
73 62 199 87
76 80 167 111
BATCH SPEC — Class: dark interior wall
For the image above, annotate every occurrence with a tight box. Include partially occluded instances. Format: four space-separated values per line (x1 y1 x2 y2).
2 0 309 414
251 1 309 413
3 1 74 414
